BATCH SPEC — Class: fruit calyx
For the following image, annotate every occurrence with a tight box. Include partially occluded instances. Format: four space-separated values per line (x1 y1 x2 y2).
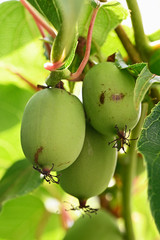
108 125 138 153
33 163 60 184
65 199 99 216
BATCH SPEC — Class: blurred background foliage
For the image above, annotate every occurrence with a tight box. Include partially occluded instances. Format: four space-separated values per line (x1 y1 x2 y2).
0 0 160 239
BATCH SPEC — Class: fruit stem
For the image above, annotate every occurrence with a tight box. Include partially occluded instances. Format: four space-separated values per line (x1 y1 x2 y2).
115 25 142 63
121 103 148 240
70 7 99 81
125 0 152 61
20 0 57 39
79 199 87 208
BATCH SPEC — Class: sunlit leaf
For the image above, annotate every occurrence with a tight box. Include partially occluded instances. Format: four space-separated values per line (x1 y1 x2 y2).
0 40 48 87
0 195 45 240
0 159 43 204
27 0 61 30
0 84 34 132
0 84 34 173
0 1 39 58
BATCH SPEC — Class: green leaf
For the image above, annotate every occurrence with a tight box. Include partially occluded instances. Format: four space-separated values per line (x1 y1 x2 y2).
0 195 45 240
27 0 61 31
0 84 34 174
78 1 128 48
52 0 85 63
0 159 43 204
0 39 48 87
138 102 160 233
0 1 39 58
127 63 147 77
134 65 160 109
115 52 147 76
101 26 134 58
0 84 34 132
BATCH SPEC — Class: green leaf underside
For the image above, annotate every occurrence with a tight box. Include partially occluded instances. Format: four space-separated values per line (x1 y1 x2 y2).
115 53 160 110
52 0 85 62
115 52 147 75
0 1 39 58
27 0 61 30
0 160 43 204
138 102 160 233
134 66 160 109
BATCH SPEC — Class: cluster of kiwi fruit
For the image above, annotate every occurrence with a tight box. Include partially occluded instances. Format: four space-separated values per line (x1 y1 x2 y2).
21 62 141 236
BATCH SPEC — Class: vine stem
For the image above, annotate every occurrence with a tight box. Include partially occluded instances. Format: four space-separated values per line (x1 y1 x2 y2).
20 0 56 39
70 7 99 81
122 103 148 240
115 25 142 63
125 0 152 61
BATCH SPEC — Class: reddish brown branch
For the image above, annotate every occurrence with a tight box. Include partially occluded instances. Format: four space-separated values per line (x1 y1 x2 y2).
70 7 99 81
35 20 51 58
4 66 38 91
115 25 142 63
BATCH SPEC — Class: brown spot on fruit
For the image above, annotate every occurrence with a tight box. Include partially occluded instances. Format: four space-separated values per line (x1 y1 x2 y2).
34 146 43 164
100 91 106 104
111 93 124 101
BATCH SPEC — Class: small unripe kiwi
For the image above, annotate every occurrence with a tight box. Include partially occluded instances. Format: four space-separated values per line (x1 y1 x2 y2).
63 209 123 240
21 88 85 171
59 124 117 200
83 62 141 136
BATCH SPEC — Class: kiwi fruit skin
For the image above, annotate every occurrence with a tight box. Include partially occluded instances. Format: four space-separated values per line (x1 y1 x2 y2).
63 209 123 240
21 88 85 171
59 124 117 200
83 62 141 136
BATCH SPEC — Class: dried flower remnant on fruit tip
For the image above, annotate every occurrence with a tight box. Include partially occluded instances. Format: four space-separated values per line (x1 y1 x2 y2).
64 200 99 217
108 125 138 153
33 147 59 184
33 163 60 184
